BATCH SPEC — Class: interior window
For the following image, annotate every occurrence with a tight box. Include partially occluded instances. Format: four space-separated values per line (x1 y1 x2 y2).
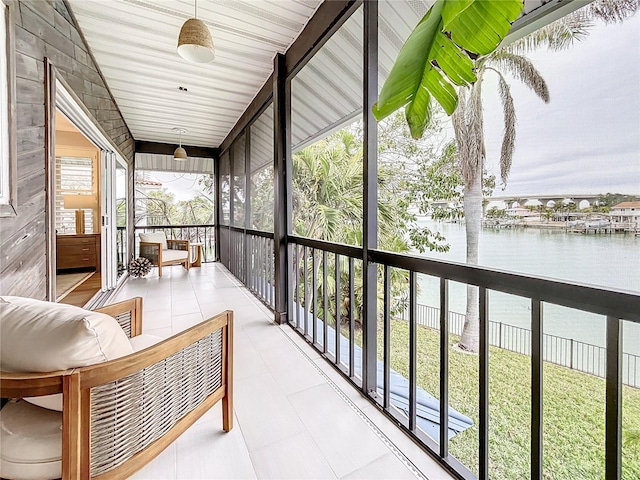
55 156 96 234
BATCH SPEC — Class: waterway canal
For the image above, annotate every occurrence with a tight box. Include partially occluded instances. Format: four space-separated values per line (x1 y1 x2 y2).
414 220 640 356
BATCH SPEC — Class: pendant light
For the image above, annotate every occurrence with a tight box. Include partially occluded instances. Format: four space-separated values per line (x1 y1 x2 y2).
177 0 215 64
173 128 188 160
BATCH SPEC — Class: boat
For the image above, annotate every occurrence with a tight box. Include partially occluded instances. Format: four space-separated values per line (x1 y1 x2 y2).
586 220 611 228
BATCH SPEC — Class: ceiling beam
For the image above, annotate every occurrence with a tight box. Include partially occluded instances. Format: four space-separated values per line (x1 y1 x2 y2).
284 0 361 79
135 140 218 159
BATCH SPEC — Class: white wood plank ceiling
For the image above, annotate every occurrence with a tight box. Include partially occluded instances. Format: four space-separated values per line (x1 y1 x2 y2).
67 0 321 148
69 0 572 154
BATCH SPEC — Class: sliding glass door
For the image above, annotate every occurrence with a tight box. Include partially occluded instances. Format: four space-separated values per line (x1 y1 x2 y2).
100 152 128 291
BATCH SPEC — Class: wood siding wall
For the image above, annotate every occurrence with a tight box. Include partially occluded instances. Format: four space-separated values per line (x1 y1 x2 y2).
0 0 134 299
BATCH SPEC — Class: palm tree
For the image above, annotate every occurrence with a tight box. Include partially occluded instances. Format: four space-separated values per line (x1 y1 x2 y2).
291 129 414 324
454 0 638 352
452 48 549 351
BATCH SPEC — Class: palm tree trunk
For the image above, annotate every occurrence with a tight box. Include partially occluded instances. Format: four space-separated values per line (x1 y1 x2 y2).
459 172 482 352
452 82 484 354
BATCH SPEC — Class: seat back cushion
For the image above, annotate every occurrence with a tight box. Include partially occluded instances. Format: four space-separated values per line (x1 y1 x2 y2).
0 296 134 411
139 231 168 250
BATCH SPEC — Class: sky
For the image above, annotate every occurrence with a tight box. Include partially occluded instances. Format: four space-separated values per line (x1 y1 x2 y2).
480 13 640 197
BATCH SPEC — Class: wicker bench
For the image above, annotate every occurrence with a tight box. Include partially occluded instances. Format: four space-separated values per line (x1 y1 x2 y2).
0 297 233 480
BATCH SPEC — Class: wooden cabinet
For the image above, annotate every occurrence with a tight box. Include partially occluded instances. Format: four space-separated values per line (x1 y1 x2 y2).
57 234 100 272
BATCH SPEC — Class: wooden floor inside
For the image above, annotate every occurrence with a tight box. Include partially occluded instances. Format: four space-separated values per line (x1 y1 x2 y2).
59 272 102 307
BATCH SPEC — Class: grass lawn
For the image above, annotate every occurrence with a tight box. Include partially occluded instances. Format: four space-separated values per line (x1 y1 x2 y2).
375 319 640 479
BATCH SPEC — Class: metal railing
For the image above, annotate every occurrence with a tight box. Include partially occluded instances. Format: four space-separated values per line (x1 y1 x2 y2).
219 226 275 310
399 304 640 388
216 226 640 479
134 224 216 263
246 230 275 309
284 235 640 480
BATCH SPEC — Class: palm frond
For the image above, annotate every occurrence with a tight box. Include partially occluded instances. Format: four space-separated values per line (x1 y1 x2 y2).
487 52 550 103
507 13 592 53
495 70 516 184
507 0 638 54
588 0 639 24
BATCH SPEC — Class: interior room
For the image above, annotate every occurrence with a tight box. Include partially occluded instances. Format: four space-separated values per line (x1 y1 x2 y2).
54 110 102 305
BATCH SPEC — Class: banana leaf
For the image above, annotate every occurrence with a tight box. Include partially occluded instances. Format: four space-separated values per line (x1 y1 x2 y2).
373 0 524 139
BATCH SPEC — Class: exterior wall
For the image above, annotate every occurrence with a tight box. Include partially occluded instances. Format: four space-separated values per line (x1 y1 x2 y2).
0 0 134 299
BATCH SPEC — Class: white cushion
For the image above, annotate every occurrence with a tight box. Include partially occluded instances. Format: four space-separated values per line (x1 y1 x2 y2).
139 232 168 250
0 296 134 412
0 400 62 480
162 249 188 262
0 296 133 372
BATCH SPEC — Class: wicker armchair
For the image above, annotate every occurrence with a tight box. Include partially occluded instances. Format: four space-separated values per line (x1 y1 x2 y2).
0 297 233 480
139 232 190 277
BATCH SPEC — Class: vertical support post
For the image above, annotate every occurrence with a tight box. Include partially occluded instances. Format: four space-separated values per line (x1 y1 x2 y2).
245 128 252 282
479 287 489 480
383 264 391 409
439 278 449 458
349 257 355 377
273 53 290 324
409 271 417 431
304 246 309 335
294 244 300 329
214 156 221 262
531 299 543 480
229 143 235 235
312 249 317 345
605 316 622 480
362 0 378 396
335 253 341 365
323 250 328 353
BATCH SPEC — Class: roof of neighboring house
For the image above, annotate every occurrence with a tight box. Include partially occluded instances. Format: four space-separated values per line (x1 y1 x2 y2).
611 202 640 209
135 179 162 187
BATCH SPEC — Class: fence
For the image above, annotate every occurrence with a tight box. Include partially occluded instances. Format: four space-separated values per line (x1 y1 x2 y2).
401 304 640 388
134 224 216 263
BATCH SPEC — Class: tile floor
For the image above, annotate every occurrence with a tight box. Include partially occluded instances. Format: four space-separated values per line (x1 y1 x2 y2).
112 263 453 480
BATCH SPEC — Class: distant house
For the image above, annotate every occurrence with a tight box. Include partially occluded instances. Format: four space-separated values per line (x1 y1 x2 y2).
610 202 640 227
506 206 539 222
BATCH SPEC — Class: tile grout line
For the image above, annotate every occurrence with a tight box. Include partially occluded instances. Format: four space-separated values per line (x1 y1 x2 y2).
216 264 429 480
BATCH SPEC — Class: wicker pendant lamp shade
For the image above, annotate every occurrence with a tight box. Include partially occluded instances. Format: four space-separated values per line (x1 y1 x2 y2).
174 146 188 160
177 1 214 63
173 128 188 160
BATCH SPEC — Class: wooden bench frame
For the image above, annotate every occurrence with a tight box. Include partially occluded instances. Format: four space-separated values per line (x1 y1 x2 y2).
139 239 191 277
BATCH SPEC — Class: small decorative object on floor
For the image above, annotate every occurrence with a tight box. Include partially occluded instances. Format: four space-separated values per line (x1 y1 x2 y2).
129 257 152 278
